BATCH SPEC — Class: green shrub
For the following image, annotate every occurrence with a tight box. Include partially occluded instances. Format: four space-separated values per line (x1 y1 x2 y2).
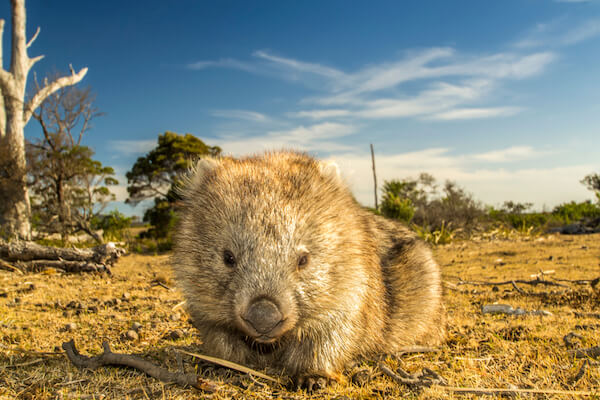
380 194 415 223
92 210 132 241
552 200 600 224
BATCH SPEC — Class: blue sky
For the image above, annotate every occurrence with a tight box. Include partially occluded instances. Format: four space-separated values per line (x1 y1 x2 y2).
3 0 600 215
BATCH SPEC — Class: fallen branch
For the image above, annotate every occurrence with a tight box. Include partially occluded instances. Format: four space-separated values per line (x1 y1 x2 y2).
458 277 568 289
481 304 552 316
61 339 217 392
0 241 125 274
571 346 600 359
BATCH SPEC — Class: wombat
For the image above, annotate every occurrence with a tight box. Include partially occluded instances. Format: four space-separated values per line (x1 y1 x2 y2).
172 151 445 389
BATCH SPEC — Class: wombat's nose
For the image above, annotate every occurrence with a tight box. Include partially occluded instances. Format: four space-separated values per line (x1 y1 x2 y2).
243 299 283 334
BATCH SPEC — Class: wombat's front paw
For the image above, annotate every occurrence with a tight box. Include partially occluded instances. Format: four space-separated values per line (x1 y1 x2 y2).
295 374 330 392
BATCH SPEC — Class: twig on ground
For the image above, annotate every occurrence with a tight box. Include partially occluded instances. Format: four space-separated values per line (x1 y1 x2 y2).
564 332 584 348
0 358 44 369
150 281 171 291
569 360 589 385
458 277 569 288
0 258 23 274
177 349 280 383
378 362 446 389
511 281 525 294
552 277 595 285
574 312 600 319
62 339 218 392
439 386 594 396
571 346 600 359
481 304 552 316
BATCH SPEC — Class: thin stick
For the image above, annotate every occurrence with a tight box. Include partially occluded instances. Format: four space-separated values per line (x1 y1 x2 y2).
571 346 600 359
178 349 279 383
0 358 43 369
438 385 594 396
457 278 568 288
0 258 23 274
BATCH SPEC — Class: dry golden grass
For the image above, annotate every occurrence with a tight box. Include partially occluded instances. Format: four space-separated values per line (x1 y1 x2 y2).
1 233 599 399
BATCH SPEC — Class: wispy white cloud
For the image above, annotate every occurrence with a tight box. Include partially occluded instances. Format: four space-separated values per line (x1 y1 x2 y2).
514 17 600 48
186 58 258 73
109 140 156 155
471 146 542 162
211 109 269 122
561 19 600 44
253 50 345 80
430 106 522 121
290 109 352 119
213 122 357 154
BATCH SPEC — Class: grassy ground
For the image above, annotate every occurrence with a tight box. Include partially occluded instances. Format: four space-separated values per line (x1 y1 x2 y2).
1 233 599 399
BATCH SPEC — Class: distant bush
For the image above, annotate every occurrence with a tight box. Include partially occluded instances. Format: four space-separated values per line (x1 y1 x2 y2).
379 175 485 235
92 210 132 242
380 194 415 223
552 200 600 224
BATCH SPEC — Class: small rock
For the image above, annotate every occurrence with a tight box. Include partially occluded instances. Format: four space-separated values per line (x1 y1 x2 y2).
64 322 78 332
131 322 142 332
87 305 99 313
548 255 554 261
124 330 139 341
170 312 181 321
168 329 184 340
14 297 21 304
122 292 131 301
491 286 499 292
581 245 588 250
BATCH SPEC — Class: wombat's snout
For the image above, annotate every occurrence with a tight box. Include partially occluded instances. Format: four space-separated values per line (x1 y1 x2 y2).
242 298 283 335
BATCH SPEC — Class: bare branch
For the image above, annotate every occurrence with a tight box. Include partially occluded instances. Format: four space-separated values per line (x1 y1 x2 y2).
25 25 39 48
62 340 219 392
23 67 88 123
27 53 43 69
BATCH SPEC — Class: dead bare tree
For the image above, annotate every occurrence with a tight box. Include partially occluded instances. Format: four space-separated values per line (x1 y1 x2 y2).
27 83 112 243
0 0 87 240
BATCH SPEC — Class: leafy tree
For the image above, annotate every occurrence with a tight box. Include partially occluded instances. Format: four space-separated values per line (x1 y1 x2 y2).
26 84 116 243
126 132 221 239
581 173 600 203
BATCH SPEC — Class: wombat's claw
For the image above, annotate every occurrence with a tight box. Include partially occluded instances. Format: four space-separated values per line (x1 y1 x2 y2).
296 375 328 392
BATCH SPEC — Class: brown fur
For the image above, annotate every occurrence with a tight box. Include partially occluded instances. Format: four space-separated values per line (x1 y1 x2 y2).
172 151 445 383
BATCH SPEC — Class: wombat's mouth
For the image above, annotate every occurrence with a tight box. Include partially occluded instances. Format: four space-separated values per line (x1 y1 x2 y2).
241 334 279 354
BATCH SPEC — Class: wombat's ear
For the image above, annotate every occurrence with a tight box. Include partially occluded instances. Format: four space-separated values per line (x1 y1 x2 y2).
177 158 220 198
318 160 341 183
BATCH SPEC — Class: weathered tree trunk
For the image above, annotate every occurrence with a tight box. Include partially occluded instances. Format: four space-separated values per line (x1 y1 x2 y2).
0 0 87 240
0 240 126 274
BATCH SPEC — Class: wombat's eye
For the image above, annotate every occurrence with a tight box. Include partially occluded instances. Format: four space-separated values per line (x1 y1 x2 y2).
297 254 309 268
223 250 236 268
